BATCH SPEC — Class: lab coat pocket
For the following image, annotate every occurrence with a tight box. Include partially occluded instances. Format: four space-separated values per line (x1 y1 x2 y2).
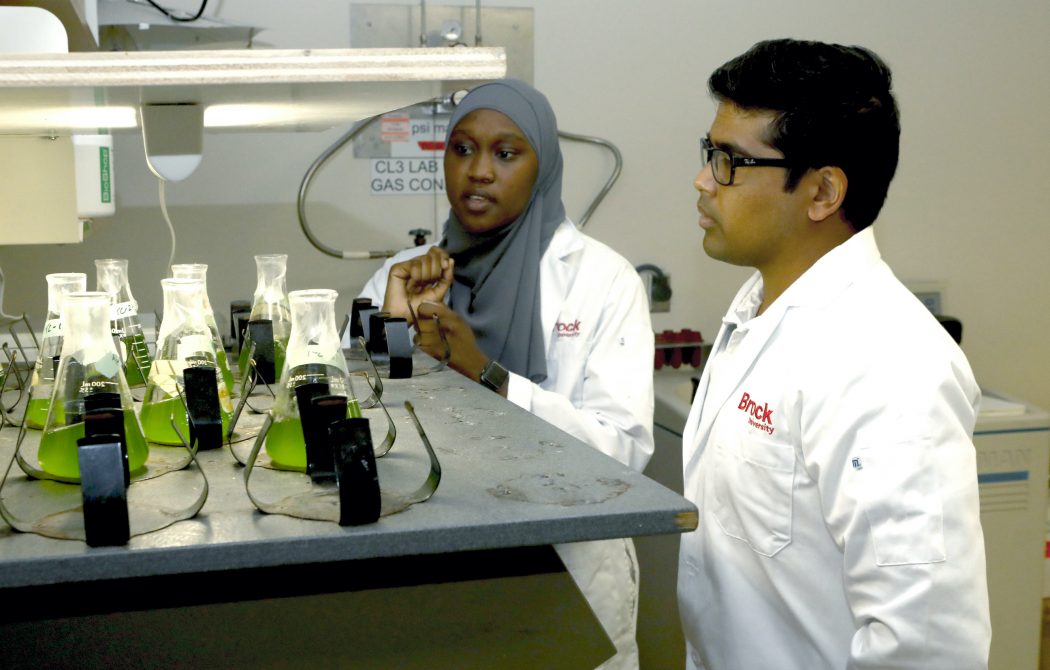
549 334 587 401
711 435 795 557
859 439 946 566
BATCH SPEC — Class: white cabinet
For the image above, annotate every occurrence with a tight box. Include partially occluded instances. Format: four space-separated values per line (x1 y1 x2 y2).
974 394 1050 670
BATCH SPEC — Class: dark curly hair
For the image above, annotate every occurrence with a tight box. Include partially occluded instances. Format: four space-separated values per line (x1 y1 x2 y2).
709 39 900 231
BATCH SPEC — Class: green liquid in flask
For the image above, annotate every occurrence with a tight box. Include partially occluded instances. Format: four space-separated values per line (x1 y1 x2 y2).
265 398 361 470
140 394 231 446
236 337 251 380
122 333 151 387
24 397 51 430
38 409 149 480
265 416 307 470
237 337 287 384
216 348 235 397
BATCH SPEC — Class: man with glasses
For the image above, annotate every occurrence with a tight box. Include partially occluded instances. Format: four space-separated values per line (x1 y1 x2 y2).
678 39 990 669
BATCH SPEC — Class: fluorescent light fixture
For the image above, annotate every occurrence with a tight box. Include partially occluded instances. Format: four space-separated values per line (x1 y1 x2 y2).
203 103 303 128
0 102 374 132
0 106 138 132
202 103 380 129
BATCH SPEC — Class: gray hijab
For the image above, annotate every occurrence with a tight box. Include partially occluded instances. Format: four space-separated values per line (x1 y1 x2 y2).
440 79 565 383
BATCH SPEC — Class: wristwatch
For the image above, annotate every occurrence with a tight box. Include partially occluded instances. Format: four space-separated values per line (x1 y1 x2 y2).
479 359 509 393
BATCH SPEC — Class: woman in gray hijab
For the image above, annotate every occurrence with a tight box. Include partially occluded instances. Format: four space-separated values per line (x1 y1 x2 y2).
359 79 655 670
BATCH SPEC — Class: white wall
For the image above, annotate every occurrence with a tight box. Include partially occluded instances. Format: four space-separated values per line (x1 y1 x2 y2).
2 0 1049 409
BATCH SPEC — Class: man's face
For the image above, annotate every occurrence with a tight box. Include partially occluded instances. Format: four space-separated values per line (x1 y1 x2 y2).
444 109 539 235
694 102 812 271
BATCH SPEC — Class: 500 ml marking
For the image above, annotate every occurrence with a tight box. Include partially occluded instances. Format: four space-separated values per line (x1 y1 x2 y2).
78 380 110 393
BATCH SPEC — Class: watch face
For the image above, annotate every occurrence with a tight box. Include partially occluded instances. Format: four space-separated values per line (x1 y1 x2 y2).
482 360 509 391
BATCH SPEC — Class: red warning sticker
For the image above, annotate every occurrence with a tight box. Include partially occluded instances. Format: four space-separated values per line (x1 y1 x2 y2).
381 114 411 142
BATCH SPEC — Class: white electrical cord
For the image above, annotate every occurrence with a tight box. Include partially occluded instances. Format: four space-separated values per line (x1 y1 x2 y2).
157 177 177 270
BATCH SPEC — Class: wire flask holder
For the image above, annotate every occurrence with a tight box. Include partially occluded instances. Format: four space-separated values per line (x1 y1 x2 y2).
226 290 441 525
0 293 208 546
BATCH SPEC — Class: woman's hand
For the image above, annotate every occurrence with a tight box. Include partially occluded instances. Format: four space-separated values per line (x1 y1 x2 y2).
416 301 491 387
383 247 454 320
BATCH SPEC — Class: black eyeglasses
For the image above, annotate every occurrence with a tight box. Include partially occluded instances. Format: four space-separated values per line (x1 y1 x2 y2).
700 137 792 186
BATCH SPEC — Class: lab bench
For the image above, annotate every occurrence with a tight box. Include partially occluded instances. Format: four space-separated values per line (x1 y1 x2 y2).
0 362 697 669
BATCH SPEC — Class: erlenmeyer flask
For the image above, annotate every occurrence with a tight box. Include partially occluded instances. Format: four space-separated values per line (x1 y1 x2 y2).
25 273 87 429
171 263 236 397
95 258 152 387
237 253 291 384
265 289 360 470
38 291 149 480
140 278 234 445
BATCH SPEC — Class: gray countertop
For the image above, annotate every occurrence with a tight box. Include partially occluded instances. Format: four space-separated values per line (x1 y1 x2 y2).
0 359 697 591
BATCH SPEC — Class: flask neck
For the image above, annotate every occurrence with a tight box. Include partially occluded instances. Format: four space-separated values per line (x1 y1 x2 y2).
158 280 209 342
171 264 213 312
286 291 344 372
46 273 87 315
95 259 135 305
60 293 120 363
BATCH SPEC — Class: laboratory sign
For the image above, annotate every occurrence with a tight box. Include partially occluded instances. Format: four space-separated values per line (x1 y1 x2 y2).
369 158 445 196
369 113 448 195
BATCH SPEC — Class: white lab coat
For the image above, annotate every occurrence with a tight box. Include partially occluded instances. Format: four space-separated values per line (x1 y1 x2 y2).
360 219 655 669
678 227 991 670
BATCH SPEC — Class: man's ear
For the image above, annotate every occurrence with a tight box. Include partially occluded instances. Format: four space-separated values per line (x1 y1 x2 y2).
808 166 847 223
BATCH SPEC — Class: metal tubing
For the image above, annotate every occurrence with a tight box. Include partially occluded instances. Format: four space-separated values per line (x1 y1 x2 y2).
558 130 623 228
297 116 397 260
420 0 427 46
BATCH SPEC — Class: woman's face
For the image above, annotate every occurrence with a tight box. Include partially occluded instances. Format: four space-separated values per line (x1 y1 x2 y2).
444 109 539 234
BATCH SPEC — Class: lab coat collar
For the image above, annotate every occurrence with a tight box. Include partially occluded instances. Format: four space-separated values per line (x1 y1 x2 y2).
724 277 763 329
775 226 882 311
727 226 880 391
717 227 882 341
540 219 585 350
549 218 587 259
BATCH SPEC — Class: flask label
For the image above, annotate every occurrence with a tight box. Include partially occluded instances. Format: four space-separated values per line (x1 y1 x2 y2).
43 318 63 339
287 344 339 369
111 301 139 319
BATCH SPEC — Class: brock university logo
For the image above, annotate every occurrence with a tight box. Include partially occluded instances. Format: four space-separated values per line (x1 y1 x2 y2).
556 320 582 338
737 391 775 435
